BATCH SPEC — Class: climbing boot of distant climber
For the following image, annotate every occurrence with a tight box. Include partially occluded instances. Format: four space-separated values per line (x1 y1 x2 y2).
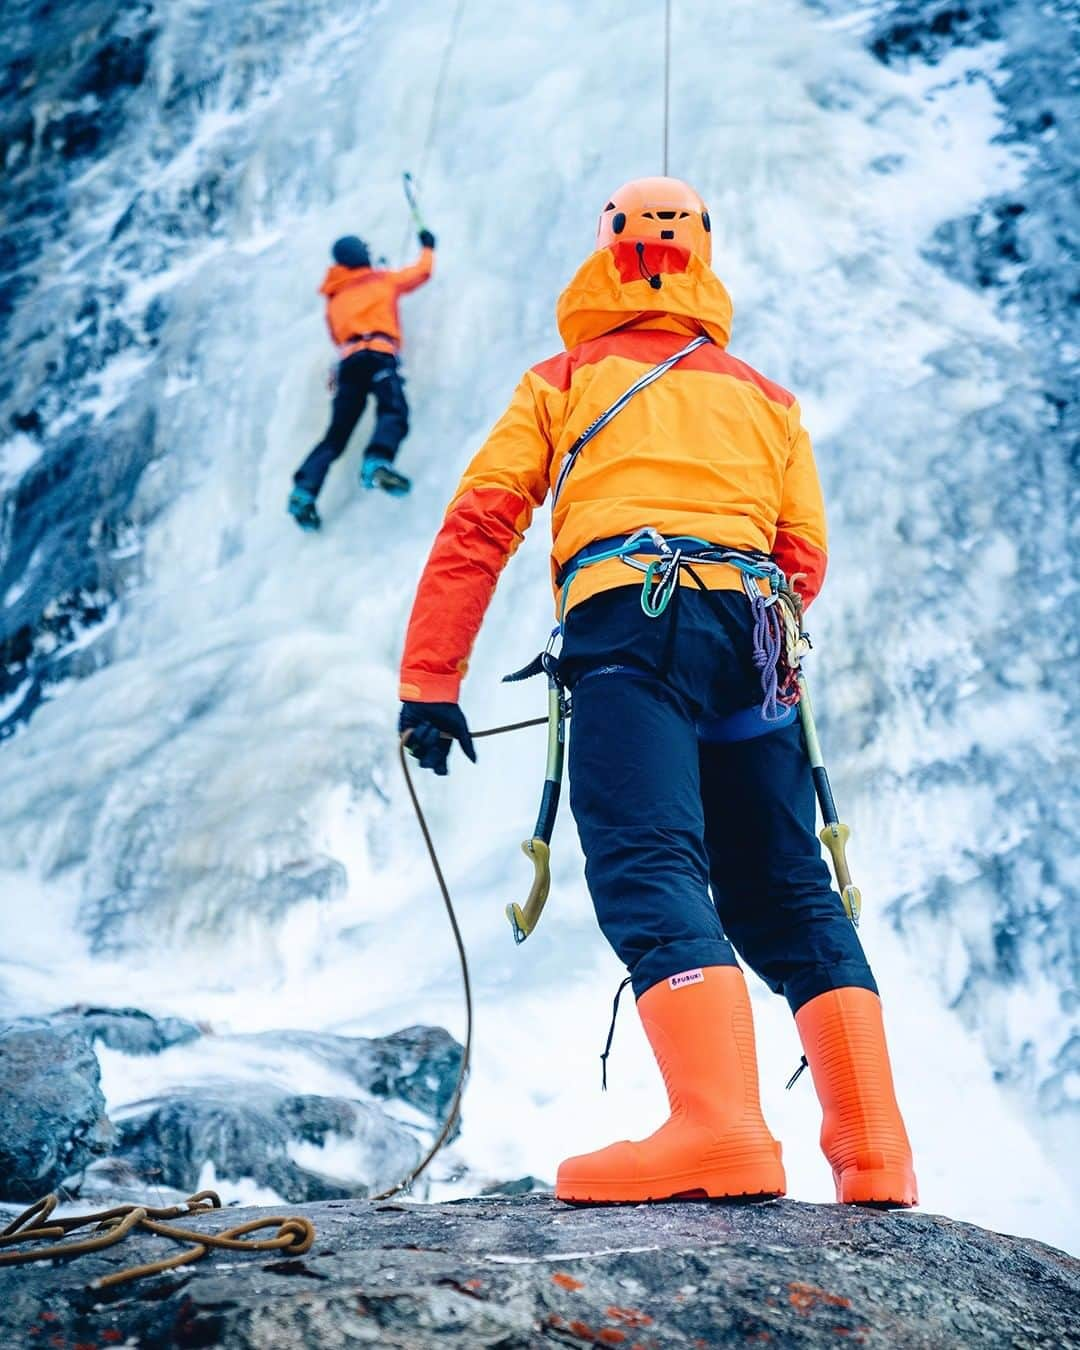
361 451 411 497
795 986 917 1207
287 486 321 532
556 965 786 1203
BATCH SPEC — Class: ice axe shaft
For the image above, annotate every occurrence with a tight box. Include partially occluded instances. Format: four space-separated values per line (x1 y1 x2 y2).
402 171 428 233
506 676 565 944
797 673 861 926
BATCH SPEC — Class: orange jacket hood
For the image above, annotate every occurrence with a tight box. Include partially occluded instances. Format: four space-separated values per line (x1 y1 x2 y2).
555 241 734 350
319 263 372 296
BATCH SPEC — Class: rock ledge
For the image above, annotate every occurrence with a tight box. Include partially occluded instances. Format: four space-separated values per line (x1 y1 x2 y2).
0 1194 1076 1347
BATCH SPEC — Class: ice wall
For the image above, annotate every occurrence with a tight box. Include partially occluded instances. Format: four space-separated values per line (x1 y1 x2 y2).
0 0 1074 1248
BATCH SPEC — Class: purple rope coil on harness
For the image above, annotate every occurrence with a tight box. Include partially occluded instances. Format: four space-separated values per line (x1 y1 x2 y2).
750 592 786 722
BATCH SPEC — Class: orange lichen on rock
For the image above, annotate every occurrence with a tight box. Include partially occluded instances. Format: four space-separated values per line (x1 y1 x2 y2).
606 1306 654 1327
788 1282 852 1314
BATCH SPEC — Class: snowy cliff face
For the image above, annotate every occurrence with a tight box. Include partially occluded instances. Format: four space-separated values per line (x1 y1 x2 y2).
827 0 1078 1187
0 0 1075 1247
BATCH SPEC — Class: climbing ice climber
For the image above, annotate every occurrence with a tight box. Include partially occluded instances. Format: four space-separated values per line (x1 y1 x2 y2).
288 229 435 530
396 177 917 1208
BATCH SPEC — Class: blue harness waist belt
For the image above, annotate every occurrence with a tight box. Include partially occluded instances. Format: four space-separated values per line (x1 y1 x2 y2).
552 528 803 724
554 534 770 589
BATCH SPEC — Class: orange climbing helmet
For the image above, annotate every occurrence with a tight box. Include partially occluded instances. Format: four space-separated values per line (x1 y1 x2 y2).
596 176 712 265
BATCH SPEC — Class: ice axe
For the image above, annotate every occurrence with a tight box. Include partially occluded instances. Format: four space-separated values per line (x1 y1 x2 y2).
501 650 568 943
796 671 861 926
402 171 429 235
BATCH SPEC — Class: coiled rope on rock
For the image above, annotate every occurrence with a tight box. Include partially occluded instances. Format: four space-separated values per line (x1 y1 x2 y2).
0 1191 314 1290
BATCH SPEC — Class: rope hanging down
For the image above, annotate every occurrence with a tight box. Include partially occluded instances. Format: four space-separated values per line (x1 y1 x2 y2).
373 716 547 1201
399 0 467 261
662 0 672 175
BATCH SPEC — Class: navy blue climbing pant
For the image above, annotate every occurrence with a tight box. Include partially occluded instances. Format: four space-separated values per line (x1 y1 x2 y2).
561 584 877 1011
294 349 409 498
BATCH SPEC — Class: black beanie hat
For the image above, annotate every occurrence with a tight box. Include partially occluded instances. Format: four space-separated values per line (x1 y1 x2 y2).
332 235 371 268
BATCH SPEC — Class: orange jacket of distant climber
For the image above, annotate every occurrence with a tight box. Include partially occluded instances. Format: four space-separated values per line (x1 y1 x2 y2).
321 247 435 358
399 239 827 703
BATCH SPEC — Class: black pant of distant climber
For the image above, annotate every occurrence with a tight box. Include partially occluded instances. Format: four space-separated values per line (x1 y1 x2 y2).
293 349 409 498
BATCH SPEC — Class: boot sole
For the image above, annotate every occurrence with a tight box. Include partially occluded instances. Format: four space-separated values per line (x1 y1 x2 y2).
556 1162 786 1205
838 1168 918 1207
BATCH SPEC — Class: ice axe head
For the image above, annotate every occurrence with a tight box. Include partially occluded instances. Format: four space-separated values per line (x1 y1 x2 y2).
505 837 551 943
819 822 862 926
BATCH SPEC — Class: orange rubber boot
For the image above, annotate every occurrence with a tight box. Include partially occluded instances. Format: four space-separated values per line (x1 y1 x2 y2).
556 966 786 1203
795 987 918 1207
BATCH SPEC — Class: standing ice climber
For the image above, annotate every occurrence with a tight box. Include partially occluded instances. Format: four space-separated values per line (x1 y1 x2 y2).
396 178 917 1207
288 229 435 530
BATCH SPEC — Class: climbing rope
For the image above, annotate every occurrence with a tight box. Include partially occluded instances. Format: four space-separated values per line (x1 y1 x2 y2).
0 1191 314 1290
399 0 467 262
373 716 547 1202
663 0 672 175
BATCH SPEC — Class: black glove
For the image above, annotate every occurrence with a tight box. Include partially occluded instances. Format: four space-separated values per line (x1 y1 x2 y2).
399 701 475 776
418 228 436 249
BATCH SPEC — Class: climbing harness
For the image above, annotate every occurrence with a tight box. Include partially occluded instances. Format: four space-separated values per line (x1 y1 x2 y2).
339 329 400 358
556 527 808 723
0 1190 313 1290
552 334 711 507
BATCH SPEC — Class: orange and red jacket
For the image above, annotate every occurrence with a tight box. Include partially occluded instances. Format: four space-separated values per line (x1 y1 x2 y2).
321 247 434 358
399 240 827 704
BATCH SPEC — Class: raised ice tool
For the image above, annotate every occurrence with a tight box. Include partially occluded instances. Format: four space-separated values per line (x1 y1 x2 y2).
402 171 428 234
797 672 862 926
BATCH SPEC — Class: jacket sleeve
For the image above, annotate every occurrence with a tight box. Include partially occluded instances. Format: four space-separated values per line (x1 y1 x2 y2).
399 372 555 702
390 246 435 296
773 399 828 608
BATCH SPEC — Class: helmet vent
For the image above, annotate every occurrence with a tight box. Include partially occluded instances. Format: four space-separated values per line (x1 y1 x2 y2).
656 210 678 220
702 211 711 232
612 211 626 234
660 229 675 239
604 202 616 211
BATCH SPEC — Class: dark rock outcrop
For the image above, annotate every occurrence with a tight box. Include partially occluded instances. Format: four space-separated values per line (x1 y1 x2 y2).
243 1025 465 1122
52 1004 203 1055
0 1007 464 1204
113 1088 423 1202
0 1195 1074 1348
0 1020 112 1201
